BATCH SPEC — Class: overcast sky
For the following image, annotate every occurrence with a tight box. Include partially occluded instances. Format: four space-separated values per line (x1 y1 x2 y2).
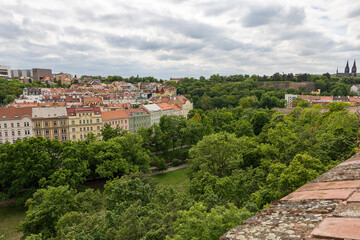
1 0 359 79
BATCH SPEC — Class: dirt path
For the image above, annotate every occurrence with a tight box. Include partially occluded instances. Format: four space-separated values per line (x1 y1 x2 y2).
149 163 190 176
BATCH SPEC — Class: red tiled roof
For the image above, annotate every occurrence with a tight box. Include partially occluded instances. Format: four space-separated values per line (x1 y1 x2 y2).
102 110 130 120
156 103 174 110
67 107 101 116
0 107 32 119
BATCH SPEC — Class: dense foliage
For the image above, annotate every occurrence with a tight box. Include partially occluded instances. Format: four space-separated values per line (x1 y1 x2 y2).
1 74 360 239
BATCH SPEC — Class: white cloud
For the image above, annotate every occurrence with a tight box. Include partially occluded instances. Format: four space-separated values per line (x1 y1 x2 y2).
0 0 359 78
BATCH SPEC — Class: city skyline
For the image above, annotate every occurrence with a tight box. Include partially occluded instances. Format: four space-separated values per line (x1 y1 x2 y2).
0 0 360 78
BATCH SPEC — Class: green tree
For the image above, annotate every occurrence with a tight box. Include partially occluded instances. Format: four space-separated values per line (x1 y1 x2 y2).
188 132 243 178
171 202 251 240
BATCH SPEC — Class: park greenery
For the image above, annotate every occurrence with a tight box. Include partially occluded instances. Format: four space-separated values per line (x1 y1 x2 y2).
1 74 360 239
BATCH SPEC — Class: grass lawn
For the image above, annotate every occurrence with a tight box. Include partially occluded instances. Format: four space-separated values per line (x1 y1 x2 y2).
0 204 26 240
151 167 190 193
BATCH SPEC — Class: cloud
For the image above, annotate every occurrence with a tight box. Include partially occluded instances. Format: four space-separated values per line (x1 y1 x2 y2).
348 7 360 18
243 5 305 27
0 0 357 78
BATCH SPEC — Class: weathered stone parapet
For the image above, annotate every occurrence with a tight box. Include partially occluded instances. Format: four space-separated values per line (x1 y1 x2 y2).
221 154 360 240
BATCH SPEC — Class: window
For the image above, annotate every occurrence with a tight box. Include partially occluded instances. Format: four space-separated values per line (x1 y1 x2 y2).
72 121 75 125
87 127 89 131
80 128 82 132
11 123 14 128
97 119 100 123
11 131 15 136
36 130 41 135
45 130 50 135
125 120 127 123
80 135 83 139
54 129 58 134
91 127 93 131
55 136 58 139
53 121 57 126
72 128 75 132
36 122 41 127
45 121 49 127
83 127 85 131
18 130 20 136
0 124 1 128
97 126 100 130
73 135 76 140
62 136 66 140
90 120 92 124
0 132 2 137
4 123 7 128
17 122 20 127
5 132 8 137
61 120 65 126
62 128 66 133
87 120 89 124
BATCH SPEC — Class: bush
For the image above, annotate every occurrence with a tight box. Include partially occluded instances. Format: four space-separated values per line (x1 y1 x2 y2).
172 158 183 167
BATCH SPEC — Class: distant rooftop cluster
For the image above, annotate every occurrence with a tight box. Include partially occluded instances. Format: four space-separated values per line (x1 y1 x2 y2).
221 153 360 240
0 80 192 144
285 93 360 107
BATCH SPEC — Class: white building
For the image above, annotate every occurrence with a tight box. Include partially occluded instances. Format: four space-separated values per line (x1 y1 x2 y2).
0 65 11 78
143 104 163 125
0 107 33 144
285 94 298 108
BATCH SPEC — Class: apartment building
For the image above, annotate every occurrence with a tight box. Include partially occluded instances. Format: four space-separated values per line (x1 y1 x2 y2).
67 107 102 140
126 108 151 133
0 65 11 78
32 107 68 141
0 107 33 143
143 104 162 125
102 110 130 131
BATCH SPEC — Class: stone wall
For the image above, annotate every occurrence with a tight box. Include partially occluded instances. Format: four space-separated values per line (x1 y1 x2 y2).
258 81 317 92
220 154 360 240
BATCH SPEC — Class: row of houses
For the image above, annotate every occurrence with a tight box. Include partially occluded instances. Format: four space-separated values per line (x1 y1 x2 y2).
285 94 360 107
0 97 193 144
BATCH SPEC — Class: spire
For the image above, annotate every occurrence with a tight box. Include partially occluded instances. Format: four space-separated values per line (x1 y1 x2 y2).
352 60 357 76
336 67 338 75
345 60 350 73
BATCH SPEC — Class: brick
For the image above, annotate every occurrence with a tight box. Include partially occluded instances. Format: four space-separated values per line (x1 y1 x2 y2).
311 217 360 240
348 191 360 203
297 180 360 191
282 189 355 201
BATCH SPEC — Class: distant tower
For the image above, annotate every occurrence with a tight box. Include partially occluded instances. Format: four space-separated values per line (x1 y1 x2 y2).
352 60 357 77
336 68 338 75
345 60 350 74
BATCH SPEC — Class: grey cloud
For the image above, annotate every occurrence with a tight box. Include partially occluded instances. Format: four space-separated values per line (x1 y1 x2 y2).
105 34 206 52
243 5 305 27
348 7 360 18
157 54 187 61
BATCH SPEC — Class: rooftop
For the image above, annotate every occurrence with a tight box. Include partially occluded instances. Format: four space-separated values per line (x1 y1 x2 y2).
221 153 360 240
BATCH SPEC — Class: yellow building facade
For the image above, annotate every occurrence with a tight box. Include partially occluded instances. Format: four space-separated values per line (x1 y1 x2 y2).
67 107 102 141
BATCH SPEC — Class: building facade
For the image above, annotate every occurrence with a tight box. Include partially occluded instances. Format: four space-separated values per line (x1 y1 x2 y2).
126 108 151 133
0 65 11 78
102 110 130 131
67 107 102 141
0 107 33 143
11 69 32 79
32 68 52 81
143 104 162 125
32 107 68 141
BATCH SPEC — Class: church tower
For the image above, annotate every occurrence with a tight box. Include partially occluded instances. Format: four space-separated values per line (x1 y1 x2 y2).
345 60 350 74
352 60 357 77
